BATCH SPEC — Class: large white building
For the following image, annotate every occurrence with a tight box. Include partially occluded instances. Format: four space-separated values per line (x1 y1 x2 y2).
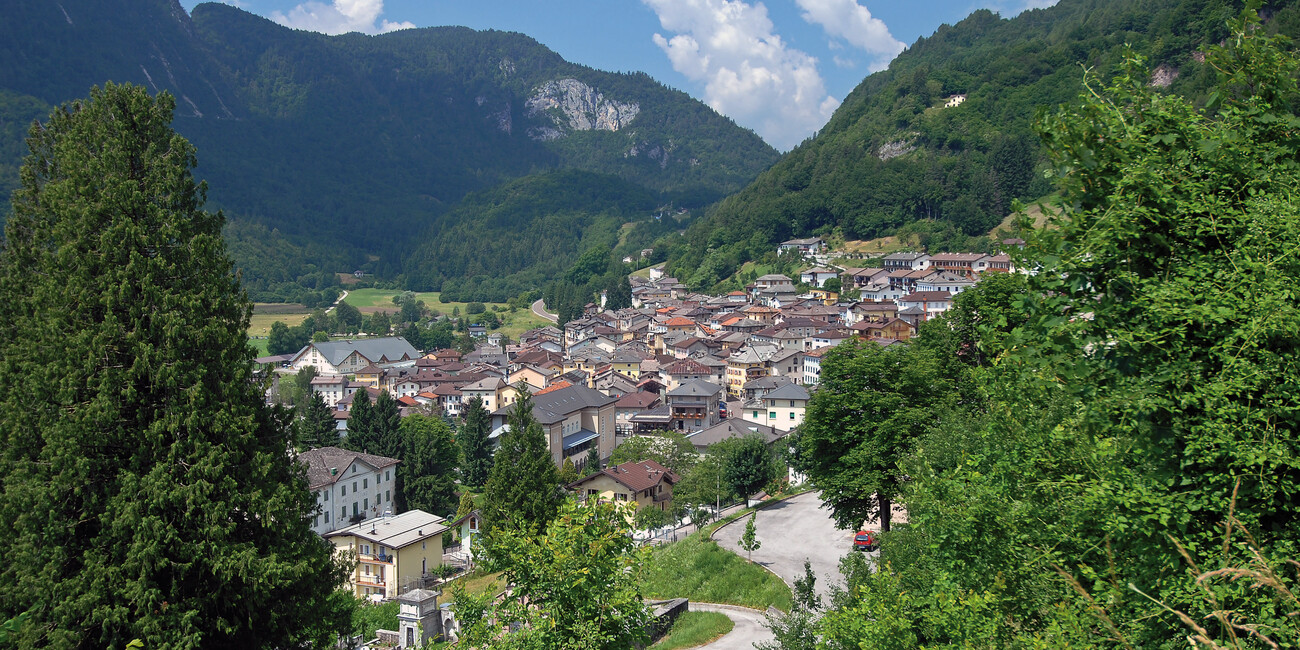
299 446 402 536
288 337 421 375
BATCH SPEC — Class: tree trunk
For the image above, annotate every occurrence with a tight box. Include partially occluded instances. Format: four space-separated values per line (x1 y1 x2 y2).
879 494 892 533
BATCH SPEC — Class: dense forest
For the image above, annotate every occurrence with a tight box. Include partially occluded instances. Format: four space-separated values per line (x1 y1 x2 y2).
662 0 1300 289
0 0 776 301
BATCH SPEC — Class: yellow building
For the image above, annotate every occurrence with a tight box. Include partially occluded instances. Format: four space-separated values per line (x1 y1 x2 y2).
325 510 449 600
567 459 679 513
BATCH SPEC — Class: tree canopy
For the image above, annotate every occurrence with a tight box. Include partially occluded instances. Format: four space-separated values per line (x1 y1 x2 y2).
482 391 562 534
0 83 351 648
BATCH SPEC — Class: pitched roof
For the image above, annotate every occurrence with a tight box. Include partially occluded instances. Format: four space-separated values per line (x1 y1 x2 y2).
300 337 420 367
615 391 661 409
686 419 785 448
667 379 723 398
323 510 448 549
568 459 679 492
495 384 617 424
764 383 810 401
298 446 400 490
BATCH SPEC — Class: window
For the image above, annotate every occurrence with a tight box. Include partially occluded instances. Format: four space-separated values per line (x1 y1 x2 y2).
363 478 368 489
324 490 329 501
341 485 347 496
325 512 330 523
615 493 628 501
790 400 796 407
790 412 796 419
770 412 777 419
314 515 319 527
386 490 390 502
353 503 358 516
375 472 382 484
753 411 760 418
353 481 358 492
364 498 368 510
363 544 370 555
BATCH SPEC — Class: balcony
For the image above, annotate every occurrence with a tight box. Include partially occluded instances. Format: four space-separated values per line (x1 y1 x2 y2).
360 552 394 564
357 575 386 588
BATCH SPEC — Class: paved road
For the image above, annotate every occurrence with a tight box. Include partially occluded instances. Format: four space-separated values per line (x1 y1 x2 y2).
713 492 864 602
326 289 349 313
691 603 774 649
531 298 558 323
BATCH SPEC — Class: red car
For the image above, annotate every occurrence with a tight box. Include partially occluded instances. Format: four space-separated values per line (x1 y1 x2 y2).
854 530 878 552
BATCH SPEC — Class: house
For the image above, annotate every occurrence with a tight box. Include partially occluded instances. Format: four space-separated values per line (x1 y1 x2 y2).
742 382 809 432
726 346 773 398
778 236 824 256
489 383 619 469
927 253 990 279
881 252 931 272
851 318 914 341
944 94 966 108
568 459 679 513
803 347 828 385
299 446 402 536
448 509 483 563
665 379 724 433
686 419 784 453
767 347 805 383
289 337 420 375
324 510 449 600
460 377 515 413
311 374 348 407
662 358 712 390
614 391 662 437
799 267 838 288
898 291 954 321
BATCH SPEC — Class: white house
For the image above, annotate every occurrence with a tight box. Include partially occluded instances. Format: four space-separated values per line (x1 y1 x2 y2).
290 337 421 375
299 446 402 536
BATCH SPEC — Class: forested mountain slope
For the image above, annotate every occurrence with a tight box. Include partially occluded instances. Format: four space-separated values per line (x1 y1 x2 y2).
664 0 1300 288
0 0 777 300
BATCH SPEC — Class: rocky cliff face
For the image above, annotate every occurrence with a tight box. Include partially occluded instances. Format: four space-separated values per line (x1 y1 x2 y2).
525 78 639 140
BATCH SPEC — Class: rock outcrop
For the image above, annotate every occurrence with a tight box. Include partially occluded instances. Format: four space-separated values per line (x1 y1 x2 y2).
526 79 639 140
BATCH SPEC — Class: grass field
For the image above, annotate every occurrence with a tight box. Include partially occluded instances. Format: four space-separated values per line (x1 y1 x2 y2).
442 570 504 604
650 611 734 650
248 305 311 337
340 289 549 340
642 534 793 612
632 262 666 279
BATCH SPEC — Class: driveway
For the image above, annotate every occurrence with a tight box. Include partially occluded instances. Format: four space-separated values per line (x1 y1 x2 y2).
712 492 864 602
690 603 774 649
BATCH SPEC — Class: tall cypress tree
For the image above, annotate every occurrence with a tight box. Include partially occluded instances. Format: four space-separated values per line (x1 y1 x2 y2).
344 388 376 452
459 396 493 487
0 84 352 648
482 391 561 534
371 390 403 459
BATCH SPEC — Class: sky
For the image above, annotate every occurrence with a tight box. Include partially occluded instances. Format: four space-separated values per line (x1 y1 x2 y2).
180 0 1058 151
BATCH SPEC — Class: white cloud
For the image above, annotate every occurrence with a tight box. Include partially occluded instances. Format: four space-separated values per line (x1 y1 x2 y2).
795 0 903 71
644 0 839 151
270 0 414 35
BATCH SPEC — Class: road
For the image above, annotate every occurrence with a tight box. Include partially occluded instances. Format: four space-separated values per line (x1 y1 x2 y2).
712 491 862 602
691 603 774 649
531 298 558 323
326 289 349 313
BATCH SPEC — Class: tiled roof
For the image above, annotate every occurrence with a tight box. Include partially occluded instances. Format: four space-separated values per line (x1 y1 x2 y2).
298 446 400 490
569 459 679 492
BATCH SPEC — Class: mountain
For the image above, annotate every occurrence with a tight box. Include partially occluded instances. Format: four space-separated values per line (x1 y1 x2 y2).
662 0 1300 289
0 0 778 300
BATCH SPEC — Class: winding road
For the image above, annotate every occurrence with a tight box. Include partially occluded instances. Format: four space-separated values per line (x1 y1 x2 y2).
531 298 558 323
691 603 773 649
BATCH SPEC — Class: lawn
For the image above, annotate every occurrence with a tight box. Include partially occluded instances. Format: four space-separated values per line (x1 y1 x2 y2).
248 304 310 337
642 533 793 612
340 289 550 340
650 611 733 650
442 570 504 604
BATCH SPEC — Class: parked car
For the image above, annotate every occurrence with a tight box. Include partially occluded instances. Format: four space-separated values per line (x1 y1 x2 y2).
854 530 878 552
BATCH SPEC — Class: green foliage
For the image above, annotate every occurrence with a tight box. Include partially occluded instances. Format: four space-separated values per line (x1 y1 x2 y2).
397 415 460 517
634 503 669 531
454 498 652 650
648 611 733 650
352 599 399 641
0 82 352 647
664 0 1290 286
297 390 341 450
807 9 1300 648
719 434 779 502
757 561 820 650
557 457 581 486
673 452 735 512
739 514 761 561
482 391 561 534
607 432 699 474
343 389 375 452
642 534 793 611
795 340 954 531
458 396 493 488
455 490 476 523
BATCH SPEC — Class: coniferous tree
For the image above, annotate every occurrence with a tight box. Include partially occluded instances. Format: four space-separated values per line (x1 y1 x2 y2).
344 389 376 452
458 396 493 487
0 83 352 648
371 390 403 459
482 391 561 534
297 391 341 450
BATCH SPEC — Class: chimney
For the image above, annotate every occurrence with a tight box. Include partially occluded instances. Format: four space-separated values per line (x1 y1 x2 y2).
330 467 338 475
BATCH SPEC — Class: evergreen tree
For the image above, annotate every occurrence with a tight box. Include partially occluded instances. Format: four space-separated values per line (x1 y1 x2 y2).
0 83 352 648
557 457 580 485
586 445 601 472
344 389 376 452
297 391 341 450
482 391 561 534
371 390 403 459
396 415 459 517
723 434 778 503
455 491 476 522
458 396 493 487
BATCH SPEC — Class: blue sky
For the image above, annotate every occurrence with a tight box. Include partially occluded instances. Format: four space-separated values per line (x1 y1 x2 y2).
181 0 1057 150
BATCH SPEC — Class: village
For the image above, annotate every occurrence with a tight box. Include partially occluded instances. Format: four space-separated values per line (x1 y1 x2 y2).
258 237 1020 626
